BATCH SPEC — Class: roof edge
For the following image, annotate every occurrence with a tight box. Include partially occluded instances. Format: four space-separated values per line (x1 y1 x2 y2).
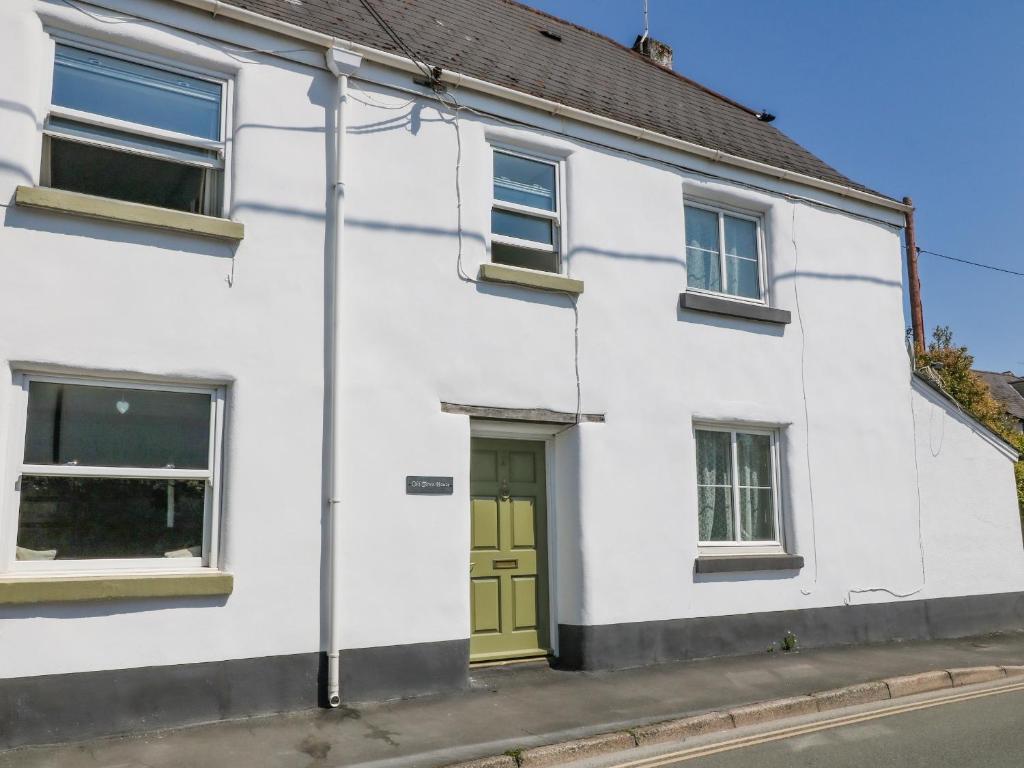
912 371 1020 461
165 0 909 214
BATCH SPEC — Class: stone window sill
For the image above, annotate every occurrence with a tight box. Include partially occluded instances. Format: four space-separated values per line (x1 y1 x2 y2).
695 554 804 574
0 570 234 605
15 186 244 242
478 263 584 295
680 291 791 325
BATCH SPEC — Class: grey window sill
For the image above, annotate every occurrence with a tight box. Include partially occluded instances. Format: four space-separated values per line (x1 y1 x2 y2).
695 554 804 574
680 292 791 325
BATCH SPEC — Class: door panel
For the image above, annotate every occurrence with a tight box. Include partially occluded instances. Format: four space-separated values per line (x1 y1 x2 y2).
471 498 500 551
512 576 537 631
469 438 548 662
471 578 501 634
511 498 536 548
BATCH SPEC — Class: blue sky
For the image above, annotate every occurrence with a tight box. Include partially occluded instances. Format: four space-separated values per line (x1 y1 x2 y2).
523 0 1023 373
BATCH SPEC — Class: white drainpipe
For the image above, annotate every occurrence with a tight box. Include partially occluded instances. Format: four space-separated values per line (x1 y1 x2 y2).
324 44 362 709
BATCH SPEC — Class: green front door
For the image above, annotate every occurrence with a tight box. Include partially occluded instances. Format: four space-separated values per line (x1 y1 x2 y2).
469 438 549 662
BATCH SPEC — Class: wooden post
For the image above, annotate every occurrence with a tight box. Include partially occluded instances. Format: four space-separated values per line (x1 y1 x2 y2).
904 196 925 358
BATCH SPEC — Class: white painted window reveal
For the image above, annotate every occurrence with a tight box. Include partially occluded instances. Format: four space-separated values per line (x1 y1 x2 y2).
684 203 765 302
490 148 562 274
41 41 228 216
8 375 225 573
694 425 782 547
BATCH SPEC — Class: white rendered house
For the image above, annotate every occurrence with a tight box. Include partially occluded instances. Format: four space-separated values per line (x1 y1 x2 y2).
0 0 1021 747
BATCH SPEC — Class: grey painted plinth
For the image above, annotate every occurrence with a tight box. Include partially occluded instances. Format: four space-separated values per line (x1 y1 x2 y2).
339 638 469 702
558 591 1024 671
0 653 319 750
0 639 470 750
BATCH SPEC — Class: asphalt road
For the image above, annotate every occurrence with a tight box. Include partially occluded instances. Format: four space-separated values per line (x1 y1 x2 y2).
656 687 1024 768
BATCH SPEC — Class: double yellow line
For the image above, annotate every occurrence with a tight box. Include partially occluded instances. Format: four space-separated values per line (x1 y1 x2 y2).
606 678 1024 768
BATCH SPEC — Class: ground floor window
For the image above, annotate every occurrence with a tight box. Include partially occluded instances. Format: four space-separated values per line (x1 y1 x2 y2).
9 375 224 570
694 425 781 546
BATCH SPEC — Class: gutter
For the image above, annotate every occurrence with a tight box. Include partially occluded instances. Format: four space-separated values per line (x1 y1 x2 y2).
167 0 911 215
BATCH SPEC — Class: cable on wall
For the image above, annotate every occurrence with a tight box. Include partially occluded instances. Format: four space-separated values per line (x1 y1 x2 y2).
355 0 584 428
844 380 927 604
791 204 820 596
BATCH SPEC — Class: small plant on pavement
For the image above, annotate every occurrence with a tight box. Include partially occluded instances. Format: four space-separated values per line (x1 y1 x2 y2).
781 631 799 652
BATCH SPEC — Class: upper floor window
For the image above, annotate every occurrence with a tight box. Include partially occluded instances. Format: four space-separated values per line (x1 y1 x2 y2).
490 149 562 273
695 425 780 546
684 204 763 301
41 43 227 216
10 375 225 572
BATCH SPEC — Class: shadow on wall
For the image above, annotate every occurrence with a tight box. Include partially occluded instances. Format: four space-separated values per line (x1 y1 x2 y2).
773 269 901 289
474 279 576 309
0 159 33 186
348 102 432 136
3 204 238 259
0 594 229 621
565 243 685 269
693 568 801 585
676 304 786 338
0 97 40 125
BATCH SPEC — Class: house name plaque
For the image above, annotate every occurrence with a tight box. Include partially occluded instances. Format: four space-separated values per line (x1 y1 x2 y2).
406 476 454 495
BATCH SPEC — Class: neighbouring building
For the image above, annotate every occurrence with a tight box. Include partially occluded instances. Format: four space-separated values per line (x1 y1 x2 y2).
975 370 1024 433
1 0 1022 749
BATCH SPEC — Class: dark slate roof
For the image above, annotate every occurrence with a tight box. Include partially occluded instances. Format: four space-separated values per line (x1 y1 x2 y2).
220 0 889 199
975 370 1024 421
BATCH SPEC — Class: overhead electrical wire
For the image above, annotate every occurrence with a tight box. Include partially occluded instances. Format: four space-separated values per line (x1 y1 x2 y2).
354 0 583 426
357 0 436 84
915 247 1024 278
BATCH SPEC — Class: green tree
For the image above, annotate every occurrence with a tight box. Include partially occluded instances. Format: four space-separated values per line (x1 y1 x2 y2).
916 326 1024 522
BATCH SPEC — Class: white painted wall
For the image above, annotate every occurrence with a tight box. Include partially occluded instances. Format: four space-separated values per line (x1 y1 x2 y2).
0 0 334 677
911 380 1024 597
0 0 1020 680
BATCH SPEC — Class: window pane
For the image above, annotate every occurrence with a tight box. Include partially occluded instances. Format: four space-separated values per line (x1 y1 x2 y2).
723 216 760 298
48 116 219 165
687 246 722 292
685 207 721 292
739 488 775 541
17 476 205 560
698 486 734 541
725 255 760 299
492 242 559 273
695 430 732 486
736 433 772 487
24 382 211 469
493 152 556 211
492 209 554 245
724 215 757 260
47 137 220 214
53 45 222 140
685 206 719 251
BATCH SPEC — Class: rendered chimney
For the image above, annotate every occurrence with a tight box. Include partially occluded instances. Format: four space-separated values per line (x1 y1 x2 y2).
632 35 673 69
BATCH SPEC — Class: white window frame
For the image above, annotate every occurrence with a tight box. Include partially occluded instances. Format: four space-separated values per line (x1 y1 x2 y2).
2 373 227 574
42 34 233 215
693 422 784 554
683 200 768 306
489 145 566 273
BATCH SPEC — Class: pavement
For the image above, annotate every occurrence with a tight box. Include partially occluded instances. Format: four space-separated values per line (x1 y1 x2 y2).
4 631 1024 768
